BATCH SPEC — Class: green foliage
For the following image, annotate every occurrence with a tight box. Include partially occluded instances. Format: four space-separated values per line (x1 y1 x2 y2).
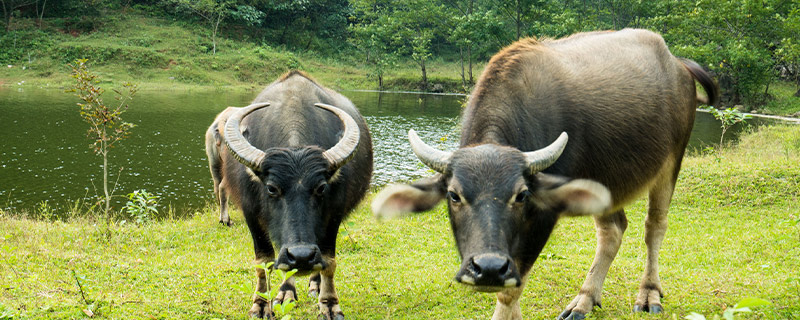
66 59 138 225
123 190 159 225
253 262 297 320
35 200 55 221
685 297 772 320
55 43 169 67
705 107 752 148
0 29 53 64
0 302 15 319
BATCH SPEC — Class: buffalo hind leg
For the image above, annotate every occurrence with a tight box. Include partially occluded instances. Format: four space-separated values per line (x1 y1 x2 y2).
318 256 344 320
218 179 232 226
491 275 528 320
633 171 675 313
559 210 628 320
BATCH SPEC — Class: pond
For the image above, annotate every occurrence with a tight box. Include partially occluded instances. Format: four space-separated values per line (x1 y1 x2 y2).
0 87 777 214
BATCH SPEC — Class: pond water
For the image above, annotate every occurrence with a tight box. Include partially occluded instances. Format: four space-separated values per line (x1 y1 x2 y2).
0 87 775 214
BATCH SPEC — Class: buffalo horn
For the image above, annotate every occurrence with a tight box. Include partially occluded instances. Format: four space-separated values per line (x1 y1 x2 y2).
315 103 361 172
408 129 452 173
524 132 568 174
224 102 271 171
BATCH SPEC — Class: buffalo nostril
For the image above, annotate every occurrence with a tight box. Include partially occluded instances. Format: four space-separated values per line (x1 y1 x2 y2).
497 258 509 276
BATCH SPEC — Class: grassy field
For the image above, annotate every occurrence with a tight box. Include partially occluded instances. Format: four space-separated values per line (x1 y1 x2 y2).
1 125 798 319
0 13 479 94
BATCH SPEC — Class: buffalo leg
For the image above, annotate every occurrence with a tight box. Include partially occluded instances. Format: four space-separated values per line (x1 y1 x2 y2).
633 173 675 313
246 205 275 318
273 276 297 307
218 178 231 226
308 272 321 298
318 256 343 320
559 210 628 320
491 275 528 320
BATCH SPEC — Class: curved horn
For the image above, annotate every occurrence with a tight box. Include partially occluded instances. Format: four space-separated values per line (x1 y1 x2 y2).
525 132 568 174
315 103 361 172
408 129 452 173
224 102 271 171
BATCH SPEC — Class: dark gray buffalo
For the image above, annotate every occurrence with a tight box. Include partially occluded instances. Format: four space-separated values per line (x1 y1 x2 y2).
205 106 239 226
372 29 718 319
221 71 372 319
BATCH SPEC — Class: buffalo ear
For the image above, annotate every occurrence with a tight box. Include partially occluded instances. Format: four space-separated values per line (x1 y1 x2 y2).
371 175 446 220
532 173 612 216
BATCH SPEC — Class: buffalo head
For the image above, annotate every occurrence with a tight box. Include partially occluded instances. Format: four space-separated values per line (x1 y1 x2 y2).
225 102 360 274
372 130 611 292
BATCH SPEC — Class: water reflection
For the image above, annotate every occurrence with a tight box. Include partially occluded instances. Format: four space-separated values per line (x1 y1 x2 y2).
0 87 778 213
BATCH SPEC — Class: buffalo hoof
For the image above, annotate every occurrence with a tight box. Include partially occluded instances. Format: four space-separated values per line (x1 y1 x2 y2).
248 301 272 319
219 219 233 227
308 273 321 299
557 310 585 320
273 282 297 307
318 298 344 320
633 304 663 314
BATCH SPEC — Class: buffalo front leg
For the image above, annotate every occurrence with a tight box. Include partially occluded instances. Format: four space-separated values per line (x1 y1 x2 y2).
633 175 674 314
317 256 344 320
308 272 321 298
559 210 628 320
491 275 528 320
273 276 297 307
250 255 274 318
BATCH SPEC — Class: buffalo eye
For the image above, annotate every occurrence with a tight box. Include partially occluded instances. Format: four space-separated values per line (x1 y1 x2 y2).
515 190 531 203
265 184 281 197
314 183 329 196
447 191 461 204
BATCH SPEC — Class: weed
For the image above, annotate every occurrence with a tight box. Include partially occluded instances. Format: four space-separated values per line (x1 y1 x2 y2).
123 189 158 224
685 297 772 320
0 302 16 319
35 200 55 221
253 262 298 320
705 107 752 149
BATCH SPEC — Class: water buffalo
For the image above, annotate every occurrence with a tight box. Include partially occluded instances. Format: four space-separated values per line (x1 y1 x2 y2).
222 71 373 319
372 29 718 319
205 106 239 226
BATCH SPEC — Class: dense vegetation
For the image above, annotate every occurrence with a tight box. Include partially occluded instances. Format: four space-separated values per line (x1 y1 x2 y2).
1 0 799 112
1 125 798 319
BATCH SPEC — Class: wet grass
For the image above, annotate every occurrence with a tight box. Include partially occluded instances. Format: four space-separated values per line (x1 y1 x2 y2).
1 125 799 319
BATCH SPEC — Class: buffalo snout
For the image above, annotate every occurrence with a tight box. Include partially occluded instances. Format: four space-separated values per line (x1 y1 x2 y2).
275 244 325 272
455 253 520 292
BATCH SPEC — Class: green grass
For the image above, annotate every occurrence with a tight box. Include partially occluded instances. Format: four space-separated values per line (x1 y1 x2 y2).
761 81 800 116
1 125 798 319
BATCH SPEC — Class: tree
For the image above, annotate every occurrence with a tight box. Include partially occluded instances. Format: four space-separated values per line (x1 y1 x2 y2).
164 0 232 54
657 0 795 107
68 59 137 233
1 0 36 31
351 0 444 90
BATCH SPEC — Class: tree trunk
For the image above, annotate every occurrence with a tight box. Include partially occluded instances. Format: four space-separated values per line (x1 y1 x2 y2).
467 44 473 84
36 0 46 28
212 13 222 55
459 47 466 89
378 74 383 90
516 0 522 39
421 59 428 90
3 3 11 32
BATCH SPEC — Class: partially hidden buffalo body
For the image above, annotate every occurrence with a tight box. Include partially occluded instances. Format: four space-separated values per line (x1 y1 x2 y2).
372 29 718 320
221 71 372 319
205 106 240 226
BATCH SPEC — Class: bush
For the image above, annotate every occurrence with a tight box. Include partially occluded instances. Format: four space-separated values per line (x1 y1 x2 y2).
0 29 54 64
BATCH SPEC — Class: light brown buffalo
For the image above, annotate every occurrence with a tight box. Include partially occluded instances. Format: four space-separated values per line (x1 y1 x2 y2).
373 29 718 320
